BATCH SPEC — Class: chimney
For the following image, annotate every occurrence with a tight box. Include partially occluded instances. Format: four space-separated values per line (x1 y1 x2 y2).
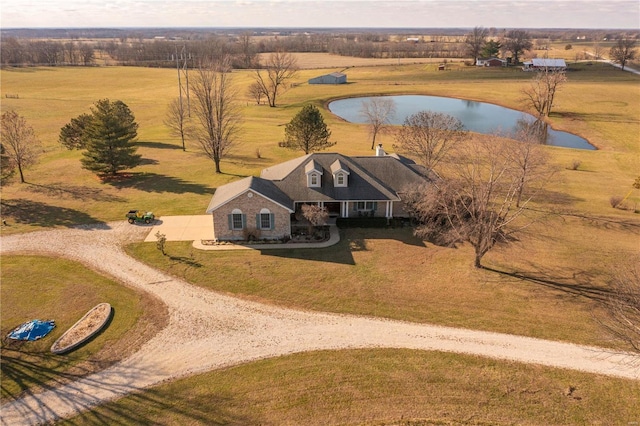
375 143 385 157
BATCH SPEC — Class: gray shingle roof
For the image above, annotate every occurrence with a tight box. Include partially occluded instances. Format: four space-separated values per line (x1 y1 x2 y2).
206 176 294 213
208 152 433 213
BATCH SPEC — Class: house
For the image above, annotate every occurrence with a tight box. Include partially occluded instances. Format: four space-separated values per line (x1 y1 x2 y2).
308 72 347 85
522 58 567 72
476 57 507 67
206 145 434 241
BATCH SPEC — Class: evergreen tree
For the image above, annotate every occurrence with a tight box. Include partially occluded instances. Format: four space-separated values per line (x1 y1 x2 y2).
481 40 502 58
80 99 141 177
283 104 334 154
59 113 93 150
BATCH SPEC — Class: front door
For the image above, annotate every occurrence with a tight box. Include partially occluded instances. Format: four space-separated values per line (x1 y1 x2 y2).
324 202 341 217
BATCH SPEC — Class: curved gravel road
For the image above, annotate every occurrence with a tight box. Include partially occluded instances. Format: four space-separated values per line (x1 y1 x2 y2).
1 222 638 425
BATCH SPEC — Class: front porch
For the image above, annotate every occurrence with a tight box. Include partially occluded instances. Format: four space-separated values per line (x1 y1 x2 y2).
293 200 396 219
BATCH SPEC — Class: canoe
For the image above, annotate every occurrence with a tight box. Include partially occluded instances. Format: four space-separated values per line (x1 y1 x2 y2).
51 303 112 354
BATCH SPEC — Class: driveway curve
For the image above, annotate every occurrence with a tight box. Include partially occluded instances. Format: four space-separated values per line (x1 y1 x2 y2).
1 222 638 425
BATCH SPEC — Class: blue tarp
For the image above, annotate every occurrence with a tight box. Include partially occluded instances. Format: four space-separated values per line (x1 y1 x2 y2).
8 319 56 341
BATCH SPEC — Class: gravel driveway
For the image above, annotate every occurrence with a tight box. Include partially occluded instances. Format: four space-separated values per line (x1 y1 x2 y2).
1 222 638 425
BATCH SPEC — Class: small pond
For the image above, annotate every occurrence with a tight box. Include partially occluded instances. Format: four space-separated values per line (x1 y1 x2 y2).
329 95 595 150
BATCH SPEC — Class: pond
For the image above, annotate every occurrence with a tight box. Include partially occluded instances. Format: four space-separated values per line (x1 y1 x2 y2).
328 95 595 150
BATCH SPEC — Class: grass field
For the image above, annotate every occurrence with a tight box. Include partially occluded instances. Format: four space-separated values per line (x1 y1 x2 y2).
61 349 640 425
1 56 639 422
1 60 638 233
0 255 168 402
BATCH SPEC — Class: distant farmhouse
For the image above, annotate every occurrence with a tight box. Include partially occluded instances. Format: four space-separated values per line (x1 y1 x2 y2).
522 58 567 72
476 57 507 67
308 72 347 85
206 145 433 241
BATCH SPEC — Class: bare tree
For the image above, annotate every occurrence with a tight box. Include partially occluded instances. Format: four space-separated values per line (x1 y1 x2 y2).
404 137 549 268
360 97 396 150
237 31 257 69
253 51 298 107
597 261 640 354
592 42 604 60
79 44 95 66
164 97 190 151
503 30 532 65
465 26 489 64
393 111 467 171
592 41 602 61
1 110 41 183
247 81 265 105
504 123 552 207
190 57 242 174
1 143 14 180
609 38 637 71
521 67 567 118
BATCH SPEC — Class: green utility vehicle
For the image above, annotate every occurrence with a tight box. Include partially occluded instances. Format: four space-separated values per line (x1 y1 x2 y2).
126 210 155 224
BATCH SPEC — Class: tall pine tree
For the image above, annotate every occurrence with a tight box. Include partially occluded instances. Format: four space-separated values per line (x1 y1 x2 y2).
80 99 141 177
283 104 334 154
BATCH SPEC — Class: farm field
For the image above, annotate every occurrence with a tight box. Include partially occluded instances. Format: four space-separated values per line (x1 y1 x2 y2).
1 55 639 423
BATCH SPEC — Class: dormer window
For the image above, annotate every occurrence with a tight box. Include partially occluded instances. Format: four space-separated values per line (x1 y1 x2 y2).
331 158 350 187
305 159 323 188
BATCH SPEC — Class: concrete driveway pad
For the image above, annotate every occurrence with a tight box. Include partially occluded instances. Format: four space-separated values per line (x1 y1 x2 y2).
144 215 213 242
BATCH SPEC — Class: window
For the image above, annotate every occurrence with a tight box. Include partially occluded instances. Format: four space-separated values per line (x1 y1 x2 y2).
258 208 274 230
260 213 271 229
355 201 377 211
230 209 244 230
310 173 319 187
336 173 344 186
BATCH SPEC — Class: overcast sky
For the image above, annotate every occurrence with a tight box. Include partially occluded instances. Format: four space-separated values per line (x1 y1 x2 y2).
2 0 639 29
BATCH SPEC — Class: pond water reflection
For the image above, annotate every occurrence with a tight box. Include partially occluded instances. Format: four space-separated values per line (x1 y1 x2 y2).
329 95 595 150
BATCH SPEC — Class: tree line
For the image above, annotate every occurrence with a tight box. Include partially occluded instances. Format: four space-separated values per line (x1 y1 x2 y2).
1 37 96 67
3 28 638 68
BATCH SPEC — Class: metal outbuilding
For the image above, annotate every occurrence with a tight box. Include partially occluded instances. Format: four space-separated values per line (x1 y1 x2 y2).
522 58 567 71
308 72 347 84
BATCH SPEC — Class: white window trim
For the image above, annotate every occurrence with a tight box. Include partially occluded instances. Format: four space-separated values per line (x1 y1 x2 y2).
259 208 272 230
231 208 244 230
309 173 321 187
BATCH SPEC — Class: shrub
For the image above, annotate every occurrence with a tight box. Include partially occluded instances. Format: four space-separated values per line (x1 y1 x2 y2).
569 159 581 170
243 227 260 241
155 231 167 255
610 195 624 208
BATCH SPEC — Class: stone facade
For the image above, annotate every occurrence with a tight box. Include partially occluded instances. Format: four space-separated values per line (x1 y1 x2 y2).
212 190 291 241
